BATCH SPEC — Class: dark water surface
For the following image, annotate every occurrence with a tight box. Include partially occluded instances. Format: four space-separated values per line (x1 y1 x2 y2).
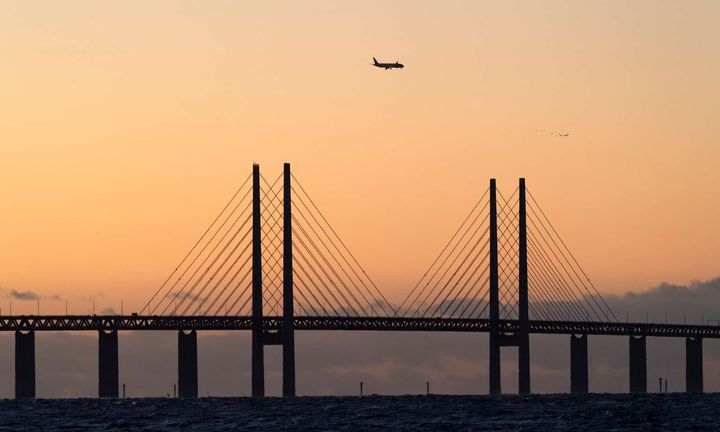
0 394 714 431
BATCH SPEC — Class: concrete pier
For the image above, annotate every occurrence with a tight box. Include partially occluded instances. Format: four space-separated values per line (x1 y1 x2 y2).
98 330 119 398
686 337 703 393
178 330 198 398
629 335 647 394
570 334 589 394
15 330 36 399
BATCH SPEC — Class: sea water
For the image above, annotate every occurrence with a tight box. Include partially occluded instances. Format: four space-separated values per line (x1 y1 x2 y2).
0 393 714 431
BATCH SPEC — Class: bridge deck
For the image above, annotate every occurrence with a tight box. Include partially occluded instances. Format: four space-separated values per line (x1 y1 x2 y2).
0 316 718 338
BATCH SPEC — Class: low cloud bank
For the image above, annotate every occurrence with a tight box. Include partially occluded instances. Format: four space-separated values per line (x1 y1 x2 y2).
9 289 39 301
0 286 68 303
604 277 720 325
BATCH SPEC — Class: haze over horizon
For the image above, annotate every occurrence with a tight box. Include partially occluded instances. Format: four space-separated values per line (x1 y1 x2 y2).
2 1 719 318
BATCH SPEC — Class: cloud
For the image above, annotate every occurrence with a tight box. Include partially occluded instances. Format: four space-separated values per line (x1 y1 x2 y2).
0 286 67 302
604 276 720 324
9 289 39 301
167 291 206 302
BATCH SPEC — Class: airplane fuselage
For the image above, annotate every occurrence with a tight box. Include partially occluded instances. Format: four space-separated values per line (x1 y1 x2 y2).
372 57 404 70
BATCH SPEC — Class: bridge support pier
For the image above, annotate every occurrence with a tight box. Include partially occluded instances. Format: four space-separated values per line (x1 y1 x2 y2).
517 333 530 395
282 329 295 397
178 330 198 398
98 330 119 398
686 337 703 393
489 333 501 395
570 334 589 394
629 335 646 394
15 330 36 399
251 332 264 397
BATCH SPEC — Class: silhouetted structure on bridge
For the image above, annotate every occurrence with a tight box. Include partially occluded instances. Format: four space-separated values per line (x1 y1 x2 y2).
1 163 709 398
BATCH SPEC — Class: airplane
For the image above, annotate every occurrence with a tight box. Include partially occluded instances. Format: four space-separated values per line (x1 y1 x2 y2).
372 57 404 70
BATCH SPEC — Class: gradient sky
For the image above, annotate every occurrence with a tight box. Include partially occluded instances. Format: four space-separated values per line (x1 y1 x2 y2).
1 1 719 315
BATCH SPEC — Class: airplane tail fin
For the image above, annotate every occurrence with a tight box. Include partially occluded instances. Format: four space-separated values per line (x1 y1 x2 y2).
373 57 378 65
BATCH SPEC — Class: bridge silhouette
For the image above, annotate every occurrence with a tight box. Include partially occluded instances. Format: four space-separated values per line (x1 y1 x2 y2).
3 163 712 398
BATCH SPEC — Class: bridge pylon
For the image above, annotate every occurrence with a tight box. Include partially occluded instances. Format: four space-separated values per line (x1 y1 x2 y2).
282 163 296 397
143 160 390 397
518 178 530 394
251 164 264 397
489 178 531 395
488 179 501 394
251 163 296 397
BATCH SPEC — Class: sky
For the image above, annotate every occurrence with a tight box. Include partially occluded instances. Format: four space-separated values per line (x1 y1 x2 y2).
1 3 719 320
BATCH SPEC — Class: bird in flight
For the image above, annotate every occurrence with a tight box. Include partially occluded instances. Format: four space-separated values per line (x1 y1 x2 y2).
536 129 570 137
372 57 404 70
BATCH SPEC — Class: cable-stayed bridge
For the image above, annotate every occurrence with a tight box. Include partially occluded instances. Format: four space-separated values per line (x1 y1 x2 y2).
2 164 711 398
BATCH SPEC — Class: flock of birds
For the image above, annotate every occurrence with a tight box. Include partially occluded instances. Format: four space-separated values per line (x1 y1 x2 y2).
536 129 570 137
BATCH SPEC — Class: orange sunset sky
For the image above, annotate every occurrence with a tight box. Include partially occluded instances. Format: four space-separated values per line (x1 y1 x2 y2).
1 1 719 315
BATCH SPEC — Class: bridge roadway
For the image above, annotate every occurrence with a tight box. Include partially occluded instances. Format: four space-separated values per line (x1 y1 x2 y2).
1 315 719 338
